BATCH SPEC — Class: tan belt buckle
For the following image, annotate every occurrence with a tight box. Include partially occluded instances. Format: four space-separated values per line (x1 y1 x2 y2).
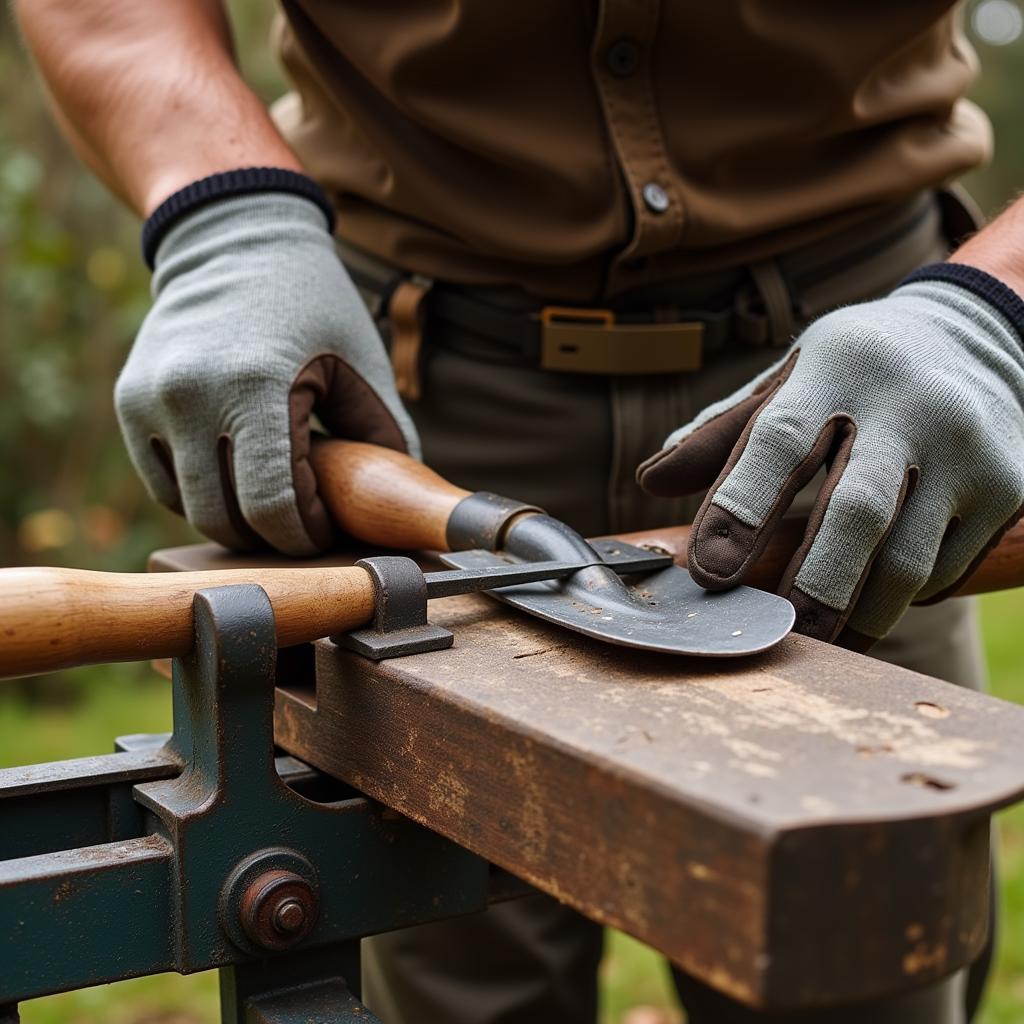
539 306 703 374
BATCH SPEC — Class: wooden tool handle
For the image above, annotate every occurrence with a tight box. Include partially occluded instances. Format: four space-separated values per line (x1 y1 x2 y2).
0 565 375 679
310 439 471 552
619 518 1024 597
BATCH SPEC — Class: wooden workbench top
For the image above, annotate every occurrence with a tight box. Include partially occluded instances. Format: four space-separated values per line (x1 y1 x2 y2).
151 542 1024 1011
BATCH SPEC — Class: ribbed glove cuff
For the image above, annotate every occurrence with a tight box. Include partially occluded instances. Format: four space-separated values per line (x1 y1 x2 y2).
901 262 1024 344
141 167 336 269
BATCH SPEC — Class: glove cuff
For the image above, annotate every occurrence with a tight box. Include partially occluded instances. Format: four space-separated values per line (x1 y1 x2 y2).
141 167 336 269
900 262 1024 344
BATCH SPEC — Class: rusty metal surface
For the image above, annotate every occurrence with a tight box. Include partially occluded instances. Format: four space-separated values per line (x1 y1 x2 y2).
239 869 319 950
150 544 1024 1011
132 584 489 976
0 835 175 998
269 610 1019 1011
0 748 181 862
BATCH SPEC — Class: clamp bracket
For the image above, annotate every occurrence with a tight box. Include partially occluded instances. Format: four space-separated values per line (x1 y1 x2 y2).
334 556 454 660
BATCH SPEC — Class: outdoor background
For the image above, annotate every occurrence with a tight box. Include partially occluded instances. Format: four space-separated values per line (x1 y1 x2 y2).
2 2 1024 1022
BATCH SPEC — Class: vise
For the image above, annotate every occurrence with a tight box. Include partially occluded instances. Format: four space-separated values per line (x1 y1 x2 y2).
0 584 502 1023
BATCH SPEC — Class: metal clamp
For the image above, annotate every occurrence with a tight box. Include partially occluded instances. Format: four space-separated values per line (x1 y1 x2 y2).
446 491 543 551
334 556 454 660
0 582 488 1021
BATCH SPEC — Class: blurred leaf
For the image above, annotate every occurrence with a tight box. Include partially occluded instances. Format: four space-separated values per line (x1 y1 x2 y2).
17 508 75 552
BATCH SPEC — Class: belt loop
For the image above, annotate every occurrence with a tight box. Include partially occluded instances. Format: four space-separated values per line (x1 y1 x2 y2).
749 260 798 347
387 275 433 402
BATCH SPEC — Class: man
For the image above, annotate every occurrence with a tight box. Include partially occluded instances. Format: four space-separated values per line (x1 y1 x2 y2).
14 2 1024 1022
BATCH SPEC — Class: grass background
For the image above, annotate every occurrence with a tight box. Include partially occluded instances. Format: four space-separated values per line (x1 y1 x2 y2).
3 0 1024 1020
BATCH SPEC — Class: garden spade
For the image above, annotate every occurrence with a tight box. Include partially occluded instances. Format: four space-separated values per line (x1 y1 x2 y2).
309 440 794 657
3 441 1024 678
0 440 794 679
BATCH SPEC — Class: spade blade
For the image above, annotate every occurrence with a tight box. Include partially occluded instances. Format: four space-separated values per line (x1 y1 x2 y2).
440 549 795 657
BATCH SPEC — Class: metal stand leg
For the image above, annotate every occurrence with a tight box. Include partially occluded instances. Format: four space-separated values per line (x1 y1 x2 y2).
219 941 379 1023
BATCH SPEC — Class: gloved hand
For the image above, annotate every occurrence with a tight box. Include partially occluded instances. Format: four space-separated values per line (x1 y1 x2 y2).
638 267 1024 648
115 191 418 555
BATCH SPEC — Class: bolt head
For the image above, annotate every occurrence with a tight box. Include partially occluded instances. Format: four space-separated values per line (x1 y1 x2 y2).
273 897 307 935
240 869 318 950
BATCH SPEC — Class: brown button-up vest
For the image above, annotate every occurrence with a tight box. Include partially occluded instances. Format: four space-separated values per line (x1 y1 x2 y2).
273 2 989 302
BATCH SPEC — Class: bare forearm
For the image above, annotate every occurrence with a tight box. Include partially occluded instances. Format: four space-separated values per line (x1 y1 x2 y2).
14 0 302 215
954 193 1024 296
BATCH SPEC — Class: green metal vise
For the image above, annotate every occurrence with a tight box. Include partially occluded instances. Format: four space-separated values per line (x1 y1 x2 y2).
0 584 494 1022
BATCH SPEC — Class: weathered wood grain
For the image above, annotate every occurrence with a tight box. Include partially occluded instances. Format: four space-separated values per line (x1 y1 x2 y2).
151 542 1024 1010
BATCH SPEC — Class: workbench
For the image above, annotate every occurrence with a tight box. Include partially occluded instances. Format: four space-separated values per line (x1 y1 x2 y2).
143 541 1024 1014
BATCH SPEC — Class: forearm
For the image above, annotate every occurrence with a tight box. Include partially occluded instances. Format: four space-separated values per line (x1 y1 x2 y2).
954 193 1024 295
13 0 302 215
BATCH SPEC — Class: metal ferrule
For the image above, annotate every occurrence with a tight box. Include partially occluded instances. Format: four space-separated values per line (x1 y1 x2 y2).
445 492 543 552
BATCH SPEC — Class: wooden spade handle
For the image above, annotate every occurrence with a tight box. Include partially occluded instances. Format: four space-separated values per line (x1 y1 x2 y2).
310 439 470 552
309 439 1024 596
619 518 1024 598
0 565 375 679
7 441 1021 678
0 441 467 679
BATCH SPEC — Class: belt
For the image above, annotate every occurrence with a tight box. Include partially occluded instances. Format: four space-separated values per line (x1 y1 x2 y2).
341 192 942 387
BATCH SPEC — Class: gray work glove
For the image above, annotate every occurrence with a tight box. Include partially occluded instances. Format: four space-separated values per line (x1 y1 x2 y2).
115 192 418 555
638 269 1024 648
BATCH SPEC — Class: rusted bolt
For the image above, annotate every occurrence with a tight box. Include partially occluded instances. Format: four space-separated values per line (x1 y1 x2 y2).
273 897 307 934
240 869 318 950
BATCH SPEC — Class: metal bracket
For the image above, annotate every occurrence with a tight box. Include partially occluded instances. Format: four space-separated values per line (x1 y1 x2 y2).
334 556 454 660
335 545 674 662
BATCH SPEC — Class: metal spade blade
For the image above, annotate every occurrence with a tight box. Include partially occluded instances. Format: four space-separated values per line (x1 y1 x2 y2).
440 530 795 658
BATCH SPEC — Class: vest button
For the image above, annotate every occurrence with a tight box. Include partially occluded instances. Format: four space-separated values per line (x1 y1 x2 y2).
642 182 670 214
606 38 641 77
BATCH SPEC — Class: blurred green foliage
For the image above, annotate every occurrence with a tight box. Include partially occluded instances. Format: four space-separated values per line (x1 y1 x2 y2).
2 2 1024 1022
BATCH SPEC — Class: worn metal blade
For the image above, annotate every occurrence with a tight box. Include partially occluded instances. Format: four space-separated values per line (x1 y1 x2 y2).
440 548 794 657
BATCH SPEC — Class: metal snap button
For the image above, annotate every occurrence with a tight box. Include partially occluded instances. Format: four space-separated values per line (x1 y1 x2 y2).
642 182 670 214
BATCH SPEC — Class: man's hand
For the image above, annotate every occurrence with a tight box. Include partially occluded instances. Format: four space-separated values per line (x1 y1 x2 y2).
638 267 1024 648
15 1 419 555
115 192 418 555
